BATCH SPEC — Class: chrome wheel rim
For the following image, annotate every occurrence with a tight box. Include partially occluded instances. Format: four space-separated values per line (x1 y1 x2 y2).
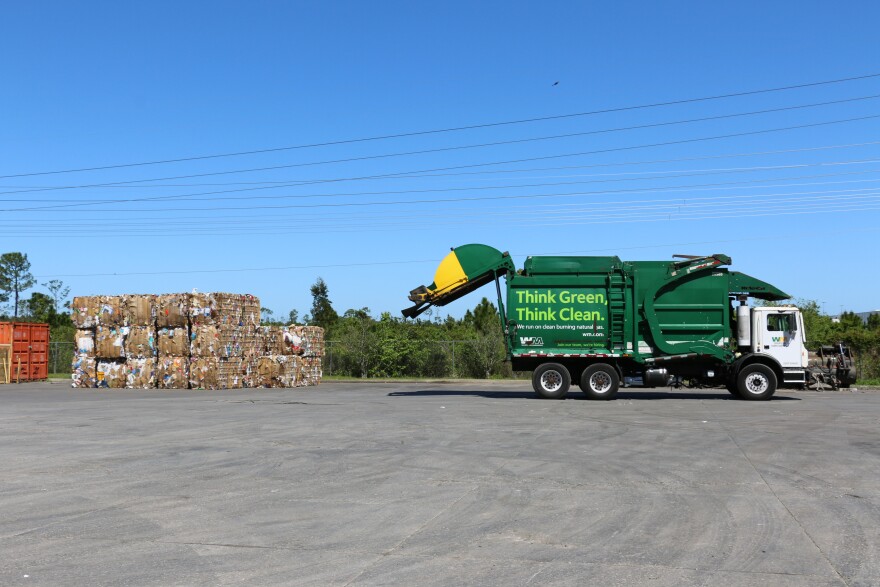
744 372 769 394
589 371 612 394
540 370 563 392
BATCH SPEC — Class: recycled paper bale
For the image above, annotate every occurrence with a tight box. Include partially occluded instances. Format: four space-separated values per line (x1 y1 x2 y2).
71 356 97 388
191 324 256 358
300 357 322 387
240 294 261 328
123 326 156 358
219 357 256 389
157 327 189 356
157 293 189 328
157 356 189 389
95 296 125 327
255 355 299 388
189 357 221 390
95 326 127 359
96 360 126 389
74 329 95 357
125 358 156 389
190 293 261 327
190 325 221 357
219 357 242 389
123 294 157 326
301 326 325 357
71 296 102 329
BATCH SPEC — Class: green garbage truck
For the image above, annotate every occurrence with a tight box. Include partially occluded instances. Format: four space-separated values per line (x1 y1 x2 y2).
402 244 835 401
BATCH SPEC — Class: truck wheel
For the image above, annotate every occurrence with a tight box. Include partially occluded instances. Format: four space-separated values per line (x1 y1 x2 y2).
532 363 570 399
580 364 619 400
736 364 777 401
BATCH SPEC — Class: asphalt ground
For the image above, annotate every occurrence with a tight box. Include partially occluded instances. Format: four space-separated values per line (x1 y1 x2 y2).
1 381 879 587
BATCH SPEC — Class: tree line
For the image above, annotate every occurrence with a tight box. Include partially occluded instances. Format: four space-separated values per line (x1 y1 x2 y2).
2 251 878 381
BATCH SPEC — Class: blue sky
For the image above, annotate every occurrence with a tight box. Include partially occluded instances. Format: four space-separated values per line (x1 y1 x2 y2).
2 1 879 320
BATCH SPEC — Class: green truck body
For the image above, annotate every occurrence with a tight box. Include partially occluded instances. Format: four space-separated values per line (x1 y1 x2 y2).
403 244 819 400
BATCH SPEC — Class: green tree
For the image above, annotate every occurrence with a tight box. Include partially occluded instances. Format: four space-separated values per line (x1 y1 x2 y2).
288 309 299 324
339 308 377 378
0 252 37 318
24 292 55 323
309 277 339 331
42 279 70 313
461 298 506 378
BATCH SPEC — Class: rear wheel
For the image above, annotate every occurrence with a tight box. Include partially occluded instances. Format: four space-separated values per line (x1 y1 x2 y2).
579 363 619 400
532 363 570 399
737 364 777 401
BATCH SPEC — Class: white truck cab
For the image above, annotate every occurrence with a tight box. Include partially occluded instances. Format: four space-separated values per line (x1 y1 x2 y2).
737 305 808 385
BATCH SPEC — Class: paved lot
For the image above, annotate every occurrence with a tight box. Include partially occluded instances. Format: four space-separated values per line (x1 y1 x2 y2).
1 381 879 586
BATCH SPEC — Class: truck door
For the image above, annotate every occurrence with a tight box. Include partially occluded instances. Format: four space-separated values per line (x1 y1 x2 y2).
758 311 803 368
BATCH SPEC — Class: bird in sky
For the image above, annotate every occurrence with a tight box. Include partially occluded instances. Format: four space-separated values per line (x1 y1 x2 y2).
552 81 559 86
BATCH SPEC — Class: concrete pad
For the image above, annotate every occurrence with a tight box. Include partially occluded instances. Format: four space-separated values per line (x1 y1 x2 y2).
1 381 876 586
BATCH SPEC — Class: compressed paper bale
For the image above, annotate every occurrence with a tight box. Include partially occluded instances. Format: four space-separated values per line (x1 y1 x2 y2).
256 355 299 388
157 327 189 357
95 326 127 359
71 296 101 329
191 324 260 358
96 360 126 389
95 295 125 327
125 358 156 389
299 357 322 387
301 326 325 357
190 293 261 327
219 357 243 389
157 293 189 328
74 329 95 357
190 325 221 357
157 356 189 389
71 355 97 388
123 294 157 326
123 326 156 358
240 294 261 327
219 357 257 389
189 357 220 390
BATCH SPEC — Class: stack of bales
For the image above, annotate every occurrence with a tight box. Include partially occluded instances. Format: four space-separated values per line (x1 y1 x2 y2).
71 292 322 390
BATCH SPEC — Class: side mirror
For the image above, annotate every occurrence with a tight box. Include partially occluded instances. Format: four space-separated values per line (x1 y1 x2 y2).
788 315 798 331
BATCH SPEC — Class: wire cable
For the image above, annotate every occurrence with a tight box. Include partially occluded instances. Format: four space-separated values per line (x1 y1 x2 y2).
6 71 880 179
6 113 880 212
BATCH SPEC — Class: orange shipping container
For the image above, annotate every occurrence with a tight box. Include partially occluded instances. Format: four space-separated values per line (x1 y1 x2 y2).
0 322 50 382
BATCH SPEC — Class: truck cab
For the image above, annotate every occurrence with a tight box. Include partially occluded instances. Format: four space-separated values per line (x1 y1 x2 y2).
737 305 808 389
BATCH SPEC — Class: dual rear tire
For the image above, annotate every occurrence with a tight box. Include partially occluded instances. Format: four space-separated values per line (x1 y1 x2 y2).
532 363 619 400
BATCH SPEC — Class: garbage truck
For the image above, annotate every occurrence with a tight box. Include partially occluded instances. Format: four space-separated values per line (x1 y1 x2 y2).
403 244 830 401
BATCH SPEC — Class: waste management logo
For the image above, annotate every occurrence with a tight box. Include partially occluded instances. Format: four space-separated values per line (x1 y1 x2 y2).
520 337 544 347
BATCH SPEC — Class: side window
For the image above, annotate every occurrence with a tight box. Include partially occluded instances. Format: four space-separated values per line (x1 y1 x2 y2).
767 313 792 332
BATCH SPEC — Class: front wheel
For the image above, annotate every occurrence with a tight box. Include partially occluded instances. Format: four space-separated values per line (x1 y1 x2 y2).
579 363 619 400
737 364 777 401
532 363 570 399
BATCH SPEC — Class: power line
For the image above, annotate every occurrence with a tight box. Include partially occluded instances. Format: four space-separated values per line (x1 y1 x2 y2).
7 169 880 214
8 188 879 234
6 71 880 179
5 94 879 199
7 113 880 213
5 139 880 190
15 199 880 242
5 156 879 204
7 184 876 230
